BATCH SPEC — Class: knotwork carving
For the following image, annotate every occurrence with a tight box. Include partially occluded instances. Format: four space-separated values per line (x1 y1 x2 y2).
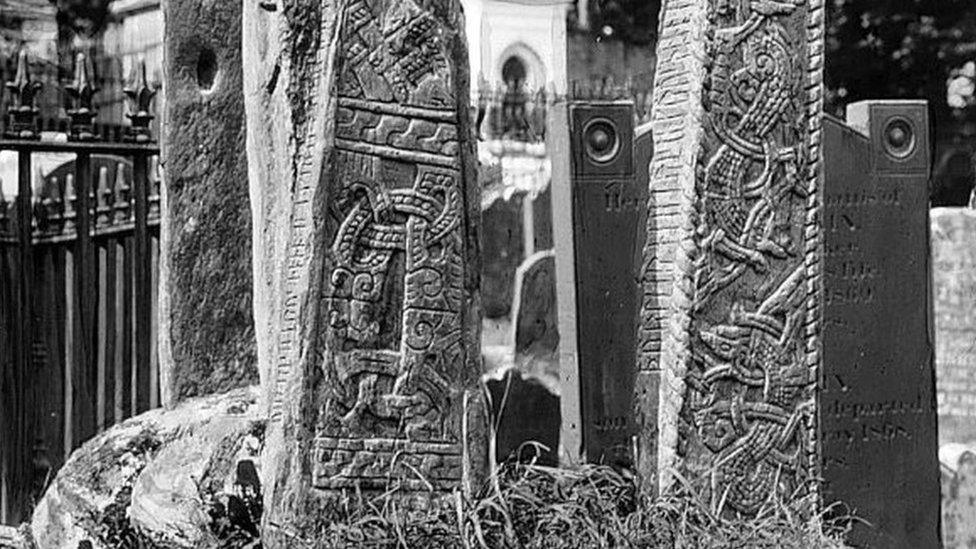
649 0 824 515
341 0 453 105
324 170 462 442
689 266 812 514
696 7 805 306
249 0 479 540
310 0 474 493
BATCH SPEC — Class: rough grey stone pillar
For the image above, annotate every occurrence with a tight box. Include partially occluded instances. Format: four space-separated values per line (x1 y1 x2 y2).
636 0 826 513
160 0 257 404
242 1 485 542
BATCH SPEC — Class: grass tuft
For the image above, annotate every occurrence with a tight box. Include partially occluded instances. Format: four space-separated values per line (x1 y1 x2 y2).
296 461 851 549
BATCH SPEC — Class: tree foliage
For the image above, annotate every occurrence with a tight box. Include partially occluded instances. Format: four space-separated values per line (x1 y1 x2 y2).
825 0 976 121
579 0 661 46
49 0 112 38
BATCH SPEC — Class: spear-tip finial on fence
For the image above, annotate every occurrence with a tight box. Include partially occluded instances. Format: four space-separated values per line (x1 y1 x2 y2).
124 59 157 143
4 48 43 140
114 163 131 223
96 166 112 225
63 173 76 232
66 52 98 142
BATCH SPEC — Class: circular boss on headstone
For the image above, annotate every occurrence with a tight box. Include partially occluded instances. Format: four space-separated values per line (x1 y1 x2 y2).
883 116 916 160
583 117 621 165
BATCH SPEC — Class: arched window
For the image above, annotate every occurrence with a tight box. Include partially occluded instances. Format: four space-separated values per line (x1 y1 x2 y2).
501 56 529 139
496 43 545 89
488 45 545 141
502 56 527 88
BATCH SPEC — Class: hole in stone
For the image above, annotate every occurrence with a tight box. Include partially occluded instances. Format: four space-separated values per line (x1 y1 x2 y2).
196 48 218 91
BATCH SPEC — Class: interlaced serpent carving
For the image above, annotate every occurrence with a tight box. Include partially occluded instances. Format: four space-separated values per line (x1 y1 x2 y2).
696 6 804 305
690 266 811 514
676 0 822 515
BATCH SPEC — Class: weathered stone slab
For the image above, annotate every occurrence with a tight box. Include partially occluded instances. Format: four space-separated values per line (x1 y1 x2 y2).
482 194 525 319
933 208 976 443
638 0 825 513
160 0 256 404
820 101 940 549
512 250 558 356
942 444 976 549
481 180 554 321
486 369 560 465
532 184 554 251
0 526 30 549
243 1 484 542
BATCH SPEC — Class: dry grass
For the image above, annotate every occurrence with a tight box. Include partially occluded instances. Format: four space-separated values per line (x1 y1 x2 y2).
258 376 851 548
80 432 851 548
299 460 851 549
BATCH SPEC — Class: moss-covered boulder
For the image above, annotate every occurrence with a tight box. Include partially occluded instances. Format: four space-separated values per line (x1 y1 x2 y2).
30 387 263 549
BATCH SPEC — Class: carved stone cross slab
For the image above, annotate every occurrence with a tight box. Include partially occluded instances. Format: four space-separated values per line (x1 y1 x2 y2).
637 0 825 513
243 1 484 542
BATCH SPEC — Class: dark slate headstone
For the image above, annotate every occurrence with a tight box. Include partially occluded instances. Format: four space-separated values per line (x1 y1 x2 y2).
513 251 558 356
482 194 525 319
821 101 940 549
932 208 976 445
942 446 976 548
565 102 649 467
486 369 560 466
532 184 554 251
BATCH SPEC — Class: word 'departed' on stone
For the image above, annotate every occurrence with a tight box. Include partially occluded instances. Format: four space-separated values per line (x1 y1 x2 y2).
821 101 939 549
243 1 484 543
638 0 825 514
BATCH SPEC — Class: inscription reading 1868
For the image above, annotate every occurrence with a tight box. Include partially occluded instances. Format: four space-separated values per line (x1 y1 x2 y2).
821 103 940 548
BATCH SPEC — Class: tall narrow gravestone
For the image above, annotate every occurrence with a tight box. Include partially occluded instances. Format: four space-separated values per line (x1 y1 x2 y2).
933 207 976 444
243 1 484 542
637 0 826 514
549 100 652 466
161 0 257 404
820 101 940 548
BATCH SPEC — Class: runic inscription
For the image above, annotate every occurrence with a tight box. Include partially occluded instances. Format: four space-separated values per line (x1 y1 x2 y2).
640 0 824 513
247 1 480 538
313 0 475 494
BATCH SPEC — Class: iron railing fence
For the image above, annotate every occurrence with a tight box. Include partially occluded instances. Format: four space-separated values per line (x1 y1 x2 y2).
475 76 654 143
0 47 160 525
